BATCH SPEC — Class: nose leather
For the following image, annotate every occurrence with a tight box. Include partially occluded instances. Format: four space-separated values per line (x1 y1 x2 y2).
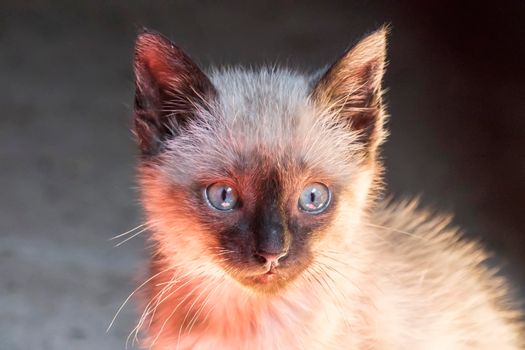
254 249 288 264
254 213 289 265
257 224 285 254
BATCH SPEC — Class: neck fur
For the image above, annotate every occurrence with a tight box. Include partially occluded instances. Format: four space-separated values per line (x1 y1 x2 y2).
140 238 374 350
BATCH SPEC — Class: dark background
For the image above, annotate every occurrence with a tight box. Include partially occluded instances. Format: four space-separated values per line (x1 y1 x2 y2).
1 1 524 349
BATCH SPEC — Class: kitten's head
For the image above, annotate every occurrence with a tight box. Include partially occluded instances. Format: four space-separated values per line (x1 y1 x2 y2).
133 28 388 294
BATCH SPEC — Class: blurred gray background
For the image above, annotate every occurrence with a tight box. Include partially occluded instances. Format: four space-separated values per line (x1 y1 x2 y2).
1 1 524 349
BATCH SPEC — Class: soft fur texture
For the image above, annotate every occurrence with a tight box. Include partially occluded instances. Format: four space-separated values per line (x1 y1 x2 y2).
126 27 524 349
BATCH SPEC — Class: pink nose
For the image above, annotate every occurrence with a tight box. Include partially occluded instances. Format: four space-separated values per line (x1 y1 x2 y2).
254 250 288 265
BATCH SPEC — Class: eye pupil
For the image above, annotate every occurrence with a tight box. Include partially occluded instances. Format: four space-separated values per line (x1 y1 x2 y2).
206 183 238 211
299 183 330 213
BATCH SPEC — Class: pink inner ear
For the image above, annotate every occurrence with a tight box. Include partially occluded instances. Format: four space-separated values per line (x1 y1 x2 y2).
143 50 172 82
135 33 181 87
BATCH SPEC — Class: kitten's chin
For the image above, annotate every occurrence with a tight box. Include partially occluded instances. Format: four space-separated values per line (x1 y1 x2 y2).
232 267 304 295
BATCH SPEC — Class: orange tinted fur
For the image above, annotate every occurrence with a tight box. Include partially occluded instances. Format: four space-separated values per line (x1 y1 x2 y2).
127 28 524 349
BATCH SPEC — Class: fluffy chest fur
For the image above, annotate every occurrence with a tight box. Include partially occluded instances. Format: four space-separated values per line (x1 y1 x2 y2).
145 277 349 349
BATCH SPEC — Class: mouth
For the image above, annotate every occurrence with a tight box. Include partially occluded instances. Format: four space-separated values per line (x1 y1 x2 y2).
224 257 308 293
252 265 279 284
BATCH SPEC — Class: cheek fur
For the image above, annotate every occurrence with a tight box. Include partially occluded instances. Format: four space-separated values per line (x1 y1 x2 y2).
138 166 223 269
306 166 376 253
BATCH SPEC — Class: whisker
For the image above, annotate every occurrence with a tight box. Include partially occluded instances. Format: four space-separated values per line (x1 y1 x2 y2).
184 280 222 339
138 273 179 337
129 267 209 346
110 222 149 241
144 267 207 332
150 279 205 348
363 222 427 241
176 279 218 349
310 263 349 323
107 266 172 333
114 226 150 247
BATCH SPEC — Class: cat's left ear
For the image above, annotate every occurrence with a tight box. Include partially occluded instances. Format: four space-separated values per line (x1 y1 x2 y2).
133 30 216 156
311 26 388 155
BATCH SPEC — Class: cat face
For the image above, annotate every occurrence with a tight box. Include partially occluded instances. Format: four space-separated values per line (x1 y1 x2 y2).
133 28 387 293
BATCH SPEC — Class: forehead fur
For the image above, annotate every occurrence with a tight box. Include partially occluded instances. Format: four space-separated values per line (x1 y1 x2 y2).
157 67 364 185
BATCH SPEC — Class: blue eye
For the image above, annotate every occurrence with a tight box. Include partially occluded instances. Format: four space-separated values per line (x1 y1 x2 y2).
205 183 239 211
298 183 331 213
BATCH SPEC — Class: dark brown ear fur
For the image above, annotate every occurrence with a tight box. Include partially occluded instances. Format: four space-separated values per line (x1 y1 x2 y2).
311 26 388 156
133 30 216 155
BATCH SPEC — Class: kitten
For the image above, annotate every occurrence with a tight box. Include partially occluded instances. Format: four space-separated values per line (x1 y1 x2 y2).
128 27 524 349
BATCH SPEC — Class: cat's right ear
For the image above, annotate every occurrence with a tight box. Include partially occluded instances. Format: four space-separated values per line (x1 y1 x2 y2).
311 27 388 157
133 30 216 155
